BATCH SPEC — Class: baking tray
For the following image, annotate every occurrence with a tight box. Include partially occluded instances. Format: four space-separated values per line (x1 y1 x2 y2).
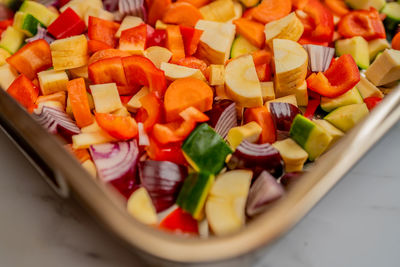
1 84 400 266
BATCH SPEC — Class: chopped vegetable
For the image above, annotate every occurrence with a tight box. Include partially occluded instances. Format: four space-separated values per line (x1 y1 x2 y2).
67 78 94 128
6 39 52 80
159 207 199 234
307 54 361 98
139 160 187 212
47 8 86 39
182 123 232 175
7 74 39 112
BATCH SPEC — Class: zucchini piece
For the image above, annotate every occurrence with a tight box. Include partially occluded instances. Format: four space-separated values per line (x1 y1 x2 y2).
13 11 43 37
182 123 232 175
320 87 363 112
382 2 400 34
177 172 215 220
324 103 369 132
230 35 258 59
345 0 386 11
19 1 58 27
335 36 370 69
290 115 332 161
0 26 25 54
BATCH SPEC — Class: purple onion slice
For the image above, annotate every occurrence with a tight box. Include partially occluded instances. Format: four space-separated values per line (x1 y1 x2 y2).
119 0 147 20
246 171 284 217
103 0 119 12
90 141 139 198
33 106 80 140
303 44 335 72
139 160 187 212
269 102 301 140
227 140 284 178
26 25 55 44
206 99 237 139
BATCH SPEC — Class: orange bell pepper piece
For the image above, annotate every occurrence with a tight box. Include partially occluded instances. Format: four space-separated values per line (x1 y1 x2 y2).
95 113 138 140
6 39 52 80
7 74 39 112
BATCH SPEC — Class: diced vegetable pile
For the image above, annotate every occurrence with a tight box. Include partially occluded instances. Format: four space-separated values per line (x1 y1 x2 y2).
0 0 400 237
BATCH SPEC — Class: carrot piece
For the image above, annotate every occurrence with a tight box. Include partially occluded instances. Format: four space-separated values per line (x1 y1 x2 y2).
88 49 131 65
95 113 138 140
166 25 186 63
163 2 203 28
233 18 265 48
324 0 349 17
7 74 39 112
164 77 213 122
67 78 94 128
392 32 400 51
251 0 292 24
148 0 172 25
176 57 208 74
88 40 113 54
177 0 210 8
64 144 91 163
244 107 276 144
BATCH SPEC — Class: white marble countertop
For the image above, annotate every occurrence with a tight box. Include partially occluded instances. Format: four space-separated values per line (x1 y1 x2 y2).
1 122 400 267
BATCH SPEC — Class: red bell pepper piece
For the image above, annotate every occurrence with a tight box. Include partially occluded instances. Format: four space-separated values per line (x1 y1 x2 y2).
47 8 85 39
392 32 400 51
88 16 120 48
89 57 128 86
304 98 321 119
307 54 360 98
136 92 162 132
6 39 52 80
176 57 207 75
146 136 187 165
153 107 209 144
179 25 203 56
364 97 382 111
95 113 138 140
119 24 147 53
252 50 272 82
338 8 386 41
122 56 167 98
146 28 167 48
88 40 113 54
244 107 276 144
297 0 334 43
0 19 13 35
7 74 39 112
159 207 199 235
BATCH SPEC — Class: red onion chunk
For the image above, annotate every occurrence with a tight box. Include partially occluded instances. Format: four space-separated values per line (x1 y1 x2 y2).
103 0 119 12
119 0 147 20
139 160 187 212
206 99 237 139
227 140 284 178
303 44 335 72
26 25 55 44
246 171 284 216
269 102 301 135
90 141 139 198
33 106 80 141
